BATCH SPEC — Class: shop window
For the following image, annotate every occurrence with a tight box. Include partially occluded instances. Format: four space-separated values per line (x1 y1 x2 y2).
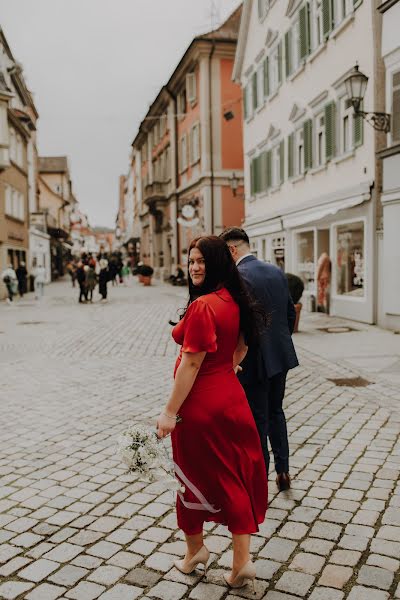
336 221 364 297
297 230 315 291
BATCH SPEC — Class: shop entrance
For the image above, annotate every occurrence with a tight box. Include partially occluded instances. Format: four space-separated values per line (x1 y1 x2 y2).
316 229 331 313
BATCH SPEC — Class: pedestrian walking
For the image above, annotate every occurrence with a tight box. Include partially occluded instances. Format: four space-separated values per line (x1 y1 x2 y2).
85 264 97 303
16 262 28 298
98 259 109 301
220 227 298 492
157 236 267 591
33 264 46 300
317 251 331 313
108 257 118 286
66 260 77 288
76 262 87 303
2 264 17 304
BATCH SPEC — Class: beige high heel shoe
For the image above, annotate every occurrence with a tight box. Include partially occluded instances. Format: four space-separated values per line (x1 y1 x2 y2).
224 560 256 592
174 545 210 576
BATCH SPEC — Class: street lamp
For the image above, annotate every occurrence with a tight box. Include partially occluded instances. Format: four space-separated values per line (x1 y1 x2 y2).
344 64 391 133
230 172 239 196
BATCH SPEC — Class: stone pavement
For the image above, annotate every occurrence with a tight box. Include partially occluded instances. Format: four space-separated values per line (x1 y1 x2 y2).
0 278 399 600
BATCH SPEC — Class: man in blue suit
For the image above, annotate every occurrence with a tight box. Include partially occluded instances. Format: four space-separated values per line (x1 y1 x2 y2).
220 227 298 491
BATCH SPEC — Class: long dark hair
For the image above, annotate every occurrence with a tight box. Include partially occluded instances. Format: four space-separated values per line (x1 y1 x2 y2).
184 236 266 345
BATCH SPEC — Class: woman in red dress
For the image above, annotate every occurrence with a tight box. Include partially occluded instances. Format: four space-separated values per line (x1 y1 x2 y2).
156 236 268 590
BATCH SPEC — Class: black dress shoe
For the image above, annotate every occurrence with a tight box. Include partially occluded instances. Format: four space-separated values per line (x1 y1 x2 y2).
276 472 291 492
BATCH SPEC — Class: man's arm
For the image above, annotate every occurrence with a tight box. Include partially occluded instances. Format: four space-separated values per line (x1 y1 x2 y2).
281 272 296 334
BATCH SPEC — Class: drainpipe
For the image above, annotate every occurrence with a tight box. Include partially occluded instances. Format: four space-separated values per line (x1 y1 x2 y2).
209 41 216 234
166 86 180 265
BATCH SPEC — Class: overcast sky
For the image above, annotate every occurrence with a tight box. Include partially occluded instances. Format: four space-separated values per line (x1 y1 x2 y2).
0 0 241 227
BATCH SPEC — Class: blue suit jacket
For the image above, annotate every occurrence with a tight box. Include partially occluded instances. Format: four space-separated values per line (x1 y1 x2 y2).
238 255 299 380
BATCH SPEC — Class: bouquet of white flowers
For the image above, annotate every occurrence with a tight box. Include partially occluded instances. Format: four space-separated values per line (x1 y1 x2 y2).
117 423 182 491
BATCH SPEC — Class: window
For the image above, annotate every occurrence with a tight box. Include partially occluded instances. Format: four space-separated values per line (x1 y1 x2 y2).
9 128 16 163
186 72 197 104
178 89 187 116
258 0 271 20
299 2 311 60
315 113 326 166
392 71 400 143
244 81 253 120
252 72 258 111
180 134 188 172
296 128 304 175
141 143 147 163
340 97 353 153
336 221 364 297
269 43 282 94
5 185 24 220
297 230 315 291
164 146 170 180
325 100 336 161
189 123 200 165
314 0 324 48
272 144 281 187
257 64 264 107
292 18 301 72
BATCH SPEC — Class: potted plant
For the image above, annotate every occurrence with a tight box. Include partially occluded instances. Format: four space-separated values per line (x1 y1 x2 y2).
286 273 304 333
139 265 154 286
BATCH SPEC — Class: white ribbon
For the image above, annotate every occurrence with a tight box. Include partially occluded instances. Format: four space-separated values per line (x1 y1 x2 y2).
174 462 221 513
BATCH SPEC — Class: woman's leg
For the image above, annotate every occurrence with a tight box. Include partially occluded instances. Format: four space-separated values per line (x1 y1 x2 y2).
230 533 251 578
184 532 204 560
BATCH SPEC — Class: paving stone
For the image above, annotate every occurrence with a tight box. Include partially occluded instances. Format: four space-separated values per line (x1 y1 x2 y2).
25 583 66 600
308 589 344 600
124 567 162 587
89 517 124 533
289 552 325 575
310 521 342 541
320 509 352 524
319 565 352 589
330 549 361 566
279 522 309 540
254 559 281 580
147 580 188 599
347 586 390 600
43 542 83 562
19 558 60 582
72 555 103 569
357 565 394 590
189 582 227 599
345 524 375 538
87 541 121 559
377 525 400 541
259 538 297 562
288 506 320 523
65 581 106 599
145 551 176 572
0 581 34 599
263 593 299 600
139 527 172 543
367 553 399 572
128 539 158 555
275 571 314 596
0 555 31 576
338 535 369 551
97 585 142 600
49 565 90 586
68 530 104 546
370 538 400 558
88 564 127 585
107 551 143 570
0 544 22 563
300 538 335 556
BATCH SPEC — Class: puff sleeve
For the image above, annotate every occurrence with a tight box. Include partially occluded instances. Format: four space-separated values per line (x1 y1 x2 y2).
182 300 217 354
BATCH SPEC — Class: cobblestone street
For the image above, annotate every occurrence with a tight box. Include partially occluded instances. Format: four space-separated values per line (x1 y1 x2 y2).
0 279 399 600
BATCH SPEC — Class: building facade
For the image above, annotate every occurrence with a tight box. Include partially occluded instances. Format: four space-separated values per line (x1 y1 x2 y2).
125 6 245 278
234 0 385 323
377 0 400 330
0 28 42 296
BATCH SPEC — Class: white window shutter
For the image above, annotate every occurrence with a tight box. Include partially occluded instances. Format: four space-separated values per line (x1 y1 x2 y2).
186 73 197 104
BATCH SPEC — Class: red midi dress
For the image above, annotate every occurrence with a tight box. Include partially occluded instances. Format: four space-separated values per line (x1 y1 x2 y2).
171 288 268 535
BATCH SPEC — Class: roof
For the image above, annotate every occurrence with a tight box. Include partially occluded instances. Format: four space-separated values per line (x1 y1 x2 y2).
200 4 243 41
39 156 69 174
232 0 252 82
0 71 11 94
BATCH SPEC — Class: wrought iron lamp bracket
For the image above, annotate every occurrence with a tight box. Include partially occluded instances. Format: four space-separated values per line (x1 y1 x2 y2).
356 110 391 133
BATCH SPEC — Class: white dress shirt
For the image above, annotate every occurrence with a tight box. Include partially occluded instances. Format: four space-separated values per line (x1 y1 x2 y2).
236 253 254 267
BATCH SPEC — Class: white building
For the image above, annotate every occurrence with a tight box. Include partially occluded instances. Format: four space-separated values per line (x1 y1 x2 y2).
377 0 400 330
234 0 385 323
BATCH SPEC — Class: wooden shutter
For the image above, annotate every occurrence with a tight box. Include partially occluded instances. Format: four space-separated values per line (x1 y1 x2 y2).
277 41 283 85
392 72 400 142
285 31 292 78
288 133 294 178
280 140 285 183
263 57 269 98
303 119 313 171
322 0 333 38
266 150 272 189
258 0 264 19
252 72 258 110
257 155 263 193
186 73 196 104
250 159 255 195
299 3 311 61
325 101 336 161
243 86 248 120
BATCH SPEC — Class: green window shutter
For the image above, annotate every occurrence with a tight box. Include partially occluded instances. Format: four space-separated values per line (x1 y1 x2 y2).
243 86 248 120
288 133 294 178
299 3 311 61
263 57 269 98
303 119 313 171
268 150 272 188
250 159 255 195
325 101 336 161
277 41 283 85
252 73 258 110
353 110 364 148
353 0 363 6
285 31 292 78
280 140 285 183
322 0 333 38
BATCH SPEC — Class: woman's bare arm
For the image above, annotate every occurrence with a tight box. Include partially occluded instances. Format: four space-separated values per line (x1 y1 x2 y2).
233 333 248 373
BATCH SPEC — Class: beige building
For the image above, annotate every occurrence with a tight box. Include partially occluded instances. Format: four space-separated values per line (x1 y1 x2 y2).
38 156 76 278
0 28 40 297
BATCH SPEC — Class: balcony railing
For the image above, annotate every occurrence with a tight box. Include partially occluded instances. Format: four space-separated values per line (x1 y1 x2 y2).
144 180 167 203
